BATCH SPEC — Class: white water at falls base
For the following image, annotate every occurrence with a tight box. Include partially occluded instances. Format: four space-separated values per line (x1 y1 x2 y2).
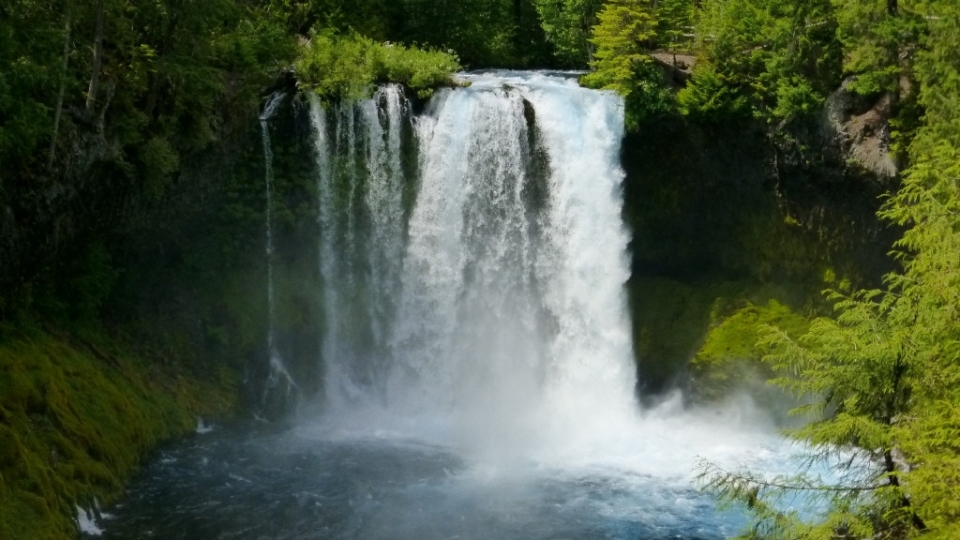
305 71 796 489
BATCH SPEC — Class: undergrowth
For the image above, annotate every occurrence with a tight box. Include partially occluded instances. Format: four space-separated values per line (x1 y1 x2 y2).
0 325 239 540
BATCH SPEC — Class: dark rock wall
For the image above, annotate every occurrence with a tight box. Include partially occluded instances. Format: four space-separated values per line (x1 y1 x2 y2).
622 110 900 398
1 83 902 409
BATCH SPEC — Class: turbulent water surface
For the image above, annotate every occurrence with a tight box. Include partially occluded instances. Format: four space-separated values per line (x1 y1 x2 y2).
93 403 794 540
88 72 801 539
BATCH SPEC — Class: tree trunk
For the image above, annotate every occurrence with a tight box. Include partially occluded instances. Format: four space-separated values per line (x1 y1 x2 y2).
85 0 105 115
883 449 926 530
48 9 72 169
145 12 182 120
883 354 925 531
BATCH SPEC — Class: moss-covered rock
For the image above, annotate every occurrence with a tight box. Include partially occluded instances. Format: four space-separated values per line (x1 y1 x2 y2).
630 272 812 418
629 276 807 392
689 299 809 403
0 327 238 540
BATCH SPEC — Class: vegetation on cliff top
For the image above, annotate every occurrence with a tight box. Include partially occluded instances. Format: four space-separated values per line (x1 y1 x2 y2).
295 31 460 100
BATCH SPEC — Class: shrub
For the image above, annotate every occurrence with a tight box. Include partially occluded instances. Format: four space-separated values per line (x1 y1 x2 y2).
295 30 460 101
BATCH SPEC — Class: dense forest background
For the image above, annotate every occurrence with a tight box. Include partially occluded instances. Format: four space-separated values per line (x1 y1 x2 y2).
2 0 960 539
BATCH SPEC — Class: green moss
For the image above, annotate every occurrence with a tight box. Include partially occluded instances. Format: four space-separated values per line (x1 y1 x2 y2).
0 330 239 540
689 298 810 404
629 277 712 394
629 275 813 395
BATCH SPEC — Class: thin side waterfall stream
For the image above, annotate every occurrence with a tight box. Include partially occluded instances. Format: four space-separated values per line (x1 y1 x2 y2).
90 72 801 539
260 92 297 412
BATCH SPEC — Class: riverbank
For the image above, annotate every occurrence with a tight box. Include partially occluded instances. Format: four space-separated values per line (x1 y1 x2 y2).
0 324 239 540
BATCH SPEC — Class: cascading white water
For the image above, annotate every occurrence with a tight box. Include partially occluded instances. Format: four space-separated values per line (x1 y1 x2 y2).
311 86 410 404
360 87 406 365
309 73 639 455
306 73 795 480
259 92 297 411
389 73 637 456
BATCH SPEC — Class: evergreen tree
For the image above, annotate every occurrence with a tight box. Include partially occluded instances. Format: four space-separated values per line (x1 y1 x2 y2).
0 0 69 169
699 3 960 537
533 0 604 66
678 0 841 123
832 0 927 96
581 0 657 95
656 0 695 52
581 0 676 128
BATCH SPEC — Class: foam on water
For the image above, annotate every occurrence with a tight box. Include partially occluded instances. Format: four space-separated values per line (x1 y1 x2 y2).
307 71 797 473
76 505 104 536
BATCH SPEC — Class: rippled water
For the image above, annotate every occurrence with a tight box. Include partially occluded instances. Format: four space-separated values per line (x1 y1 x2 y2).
90 395 801 540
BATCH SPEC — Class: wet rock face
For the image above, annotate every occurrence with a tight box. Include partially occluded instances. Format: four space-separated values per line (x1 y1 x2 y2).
621 97 901 398
824 79 899 180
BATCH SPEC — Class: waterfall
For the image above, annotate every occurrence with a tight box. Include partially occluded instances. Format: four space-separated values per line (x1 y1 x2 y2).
310 73 636 451
310 86 411 405
96 75 796 540
259 92 297 414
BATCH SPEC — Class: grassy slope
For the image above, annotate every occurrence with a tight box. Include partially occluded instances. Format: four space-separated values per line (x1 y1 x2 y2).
0 326 239 540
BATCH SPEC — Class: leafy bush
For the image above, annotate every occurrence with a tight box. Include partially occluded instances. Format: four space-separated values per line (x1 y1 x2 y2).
580 0 677 129
295 30 460 100
676 65 749 120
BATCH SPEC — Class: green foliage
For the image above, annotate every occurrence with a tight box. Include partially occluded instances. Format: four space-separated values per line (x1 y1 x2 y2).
691 299 809 402
295 30 460 101
0 0 296 185
656 0 696 52
628 272 824 399
620 61 679 127
832 0 926 96
383 0 551 68
294 31 374 100
279 0 391 38
581 0 678 128
582 0 657 95
0 0 64 167
533 0 604 65
679 0 842 123
697 3 960 537
0 329 238 540
698 285 933 538
676 65 749 119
